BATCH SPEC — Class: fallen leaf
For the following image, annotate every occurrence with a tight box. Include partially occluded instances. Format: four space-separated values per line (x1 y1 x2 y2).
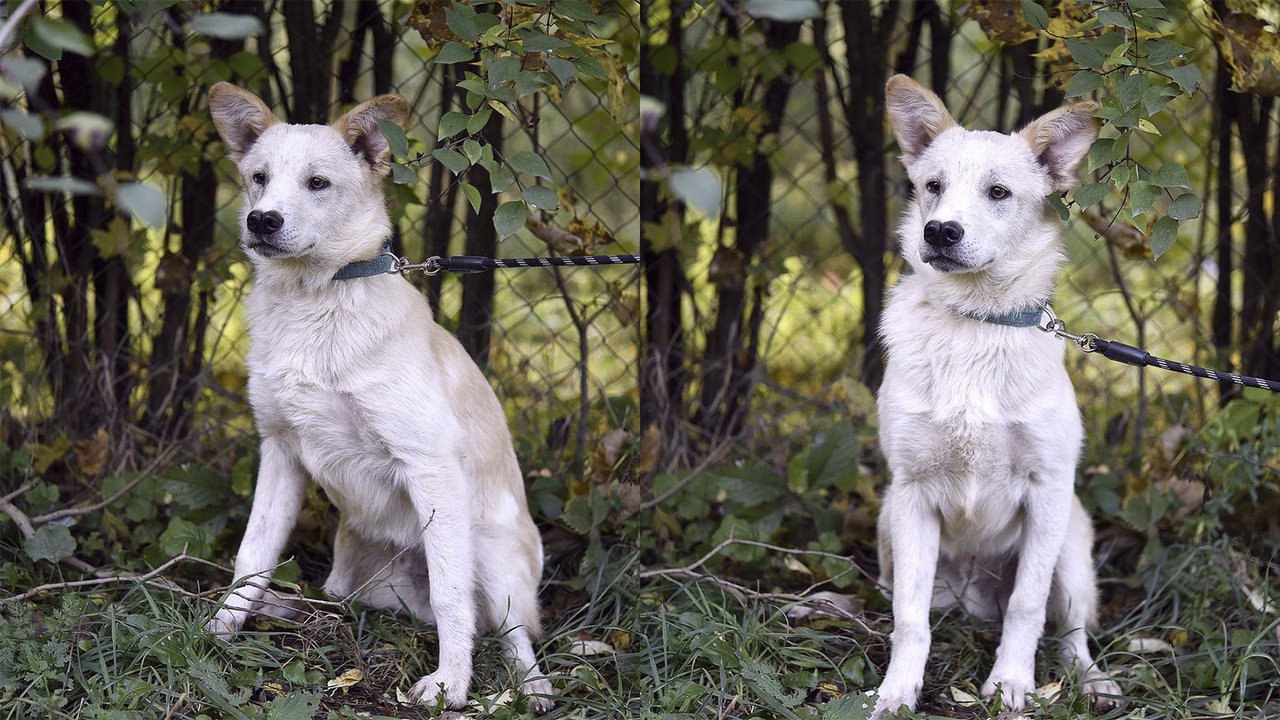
326 668 363 692
1127 637 1175 653
567 639 613 656
950 685 981 706
1034 680 1062 702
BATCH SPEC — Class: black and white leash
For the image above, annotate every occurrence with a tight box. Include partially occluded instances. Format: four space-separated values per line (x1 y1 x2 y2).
1040 307 1280 393
333 251 639 280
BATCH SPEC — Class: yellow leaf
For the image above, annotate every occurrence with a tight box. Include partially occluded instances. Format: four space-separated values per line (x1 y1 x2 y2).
487 100 521 125
1137 119 1162 135
326 668 363 692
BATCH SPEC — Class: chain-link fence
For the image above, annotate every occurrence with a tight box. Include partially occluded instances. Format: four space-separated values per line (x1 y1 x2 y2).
1 1 639 485
644 1 1273 473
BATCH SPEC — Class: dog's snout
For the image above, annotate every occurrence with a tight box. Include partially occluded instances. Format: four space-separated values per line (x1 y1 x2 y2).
924 219 964 247
247 209 284 235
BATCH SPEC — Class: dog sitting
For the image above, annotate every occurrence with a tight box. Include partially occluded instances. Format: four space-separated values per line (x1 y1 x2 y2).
871 74 1120 718
204 82 553 713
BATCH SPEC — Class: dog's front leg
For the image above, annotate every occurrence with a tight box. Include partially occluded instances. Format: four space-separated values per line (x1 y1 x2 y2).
981 480 1073 710
207 436 305 637
873 484 941 719
404 474 476 710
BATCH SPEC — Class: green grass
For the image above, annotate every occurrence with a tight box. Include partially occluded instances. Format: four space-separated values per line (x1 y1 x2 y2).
2 532 1277 719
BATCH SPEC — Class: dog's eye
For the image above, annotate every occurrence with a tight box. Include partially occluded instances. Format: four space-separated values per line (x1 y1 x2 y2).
925 180 941 194
308 176 330 191
989 185 1010 200
252 172 266 185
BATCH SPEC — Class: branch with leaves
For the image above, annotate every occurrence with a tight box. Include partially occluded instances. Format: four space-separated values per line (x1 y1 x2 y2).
1022 0 1204 259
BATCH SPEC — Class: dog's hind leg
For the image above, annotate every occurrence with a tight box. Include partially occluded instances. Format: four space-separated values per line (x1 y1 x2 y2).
1051 497 1121 710
476 525 554 713
324 522 435 623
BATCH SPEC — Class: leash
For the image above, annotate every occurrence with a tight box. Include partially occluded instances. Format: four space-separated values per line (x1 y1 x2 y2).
1037 306 1280 393
334 252 640 280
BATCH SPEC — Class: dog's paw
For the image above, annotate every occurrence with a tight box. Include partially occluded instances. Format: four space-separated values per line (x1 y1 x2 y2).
204 612 240 640
409 671 469 709
870 681 919 720
521 676 555 714
1082 674 1122 711
981 669 1036 711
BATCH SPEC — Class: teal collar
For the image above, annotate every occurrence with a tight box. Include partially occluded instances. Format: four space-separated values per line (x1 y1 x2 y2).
333 239 397 280
951 302 1047 328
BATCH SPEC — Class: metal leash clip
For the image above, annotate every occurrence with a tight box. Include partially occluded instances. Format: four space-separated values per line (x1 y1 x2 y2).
1038 306 1099 353
388 253 443 276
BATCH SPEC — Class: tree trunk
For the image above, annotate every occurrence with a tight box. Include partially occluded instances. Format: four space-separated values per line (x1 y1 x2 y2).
457 111 503 366
697 17 801 440
639 0 689 468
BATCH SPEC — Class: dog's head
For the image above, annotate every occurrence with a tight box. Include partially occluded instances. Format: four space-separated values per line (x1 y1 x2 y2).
209 83 408 268
885 75 1098 279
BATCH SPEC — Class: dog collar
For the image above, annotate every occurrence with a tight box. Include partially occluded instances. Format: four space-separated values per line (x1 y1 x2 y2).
950 303 1048 328
333 239 396 280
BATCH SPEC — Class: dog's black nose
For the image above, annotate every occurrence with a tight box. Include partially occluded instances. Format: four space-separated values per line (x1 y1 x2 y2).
924 219 963 247
247 209 284 235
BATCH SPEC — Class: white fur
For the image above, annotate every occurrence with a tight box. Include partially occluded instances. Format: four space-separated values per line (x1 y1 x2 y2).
203 83 553 713
870 76 1119 719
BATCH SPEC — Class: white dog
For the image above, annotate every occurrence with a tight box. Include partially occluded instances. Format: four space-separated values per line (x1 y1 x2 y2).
871 75 1120 717
205 83 553 712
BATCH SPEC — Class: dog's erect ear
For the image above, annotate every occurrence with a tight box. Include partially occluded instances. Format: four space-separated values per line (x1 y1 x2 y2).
1019 102 1101 192
885 74 957 165
209 83 279 163
332 95 410 175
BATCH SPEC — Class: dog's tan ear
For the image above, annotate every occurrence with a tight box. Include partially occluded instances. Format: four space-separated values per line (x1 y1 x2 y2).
1019 102 1101 192
885 74 957 165
209 82 279 163
332 95 410 176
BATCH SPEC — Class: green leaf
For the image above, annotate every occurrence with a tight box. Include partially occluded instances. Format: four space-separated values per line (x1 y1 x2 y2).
1065 71 1104 98
1129 180 1158 217
1066 39 1105 70
743 0 820 21
807 424 859 492
263 692 322 720
34 18 94 56
1142 83 1180 115
434 41 474 64
1144 39 1192 66
1087 138 1113 172
390 162 417 184
545 57 576 88
114 182 166 229
1073 182 1109 208
432 148 471 175
508 151 552 180
158 517 212 558
494 200 527 239
438 111 468 139
517 29 572 52
1148 216 1177 260
461 181 482 214
445 6 479 41
1117 72 1147 111
0 57 46 91
1168 192 1202 220
487 55 520 87
465 108 492 135
485 164 515 193
522 185 559 210
1021 1 1049 30
462 139 482 164
163 466 232 510
24 524 76 563
667 166 722 218
374 118 409 158
1045 191 1070 221
1096 9 1128 26
1167 64 1201 95
1149 162 1190 188
190 12 263 40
